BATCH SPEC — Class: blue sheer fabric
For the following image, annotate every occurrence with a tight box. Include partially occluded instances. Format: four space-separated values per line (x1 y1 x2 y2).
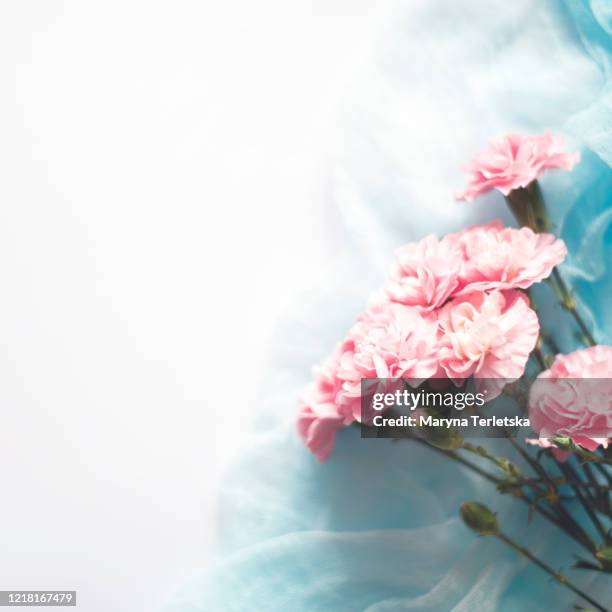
165 1 612 609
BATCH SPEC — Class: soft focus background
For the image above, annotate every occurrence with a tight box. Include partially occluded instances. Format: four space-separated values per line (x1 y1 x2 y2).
162 0 612 610
0 2 396 611
4 1 612 611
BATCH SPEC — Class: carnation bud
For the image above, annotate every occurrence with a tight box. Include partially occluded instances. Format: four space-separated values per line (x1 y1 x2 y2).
460 501 499 536
596 546 612 568
552 436 601 462
551 436 572 450
419 425 464 451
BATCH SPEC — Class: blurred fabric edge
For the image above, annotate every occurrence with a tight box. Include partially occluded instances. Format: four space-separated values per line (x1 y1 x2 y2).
164 1 612 610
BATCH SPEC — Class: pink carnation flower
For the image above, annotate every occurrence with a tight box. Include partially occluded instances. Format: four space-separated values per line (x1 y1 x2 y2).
297 346 351 462
337 302 440 421
528 346 612 452
298 302 442 460
297 403 345 463
539 345 612 378
450 221 567 295
386 234 462 311
456 132 580 202
438 290 539 398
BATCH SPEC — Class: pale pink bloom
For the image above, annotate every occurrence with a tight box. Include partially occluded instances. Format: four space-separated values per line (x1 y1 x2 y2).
528 346 612 450
336 301 440 421
386 234 462 311
456 132 580 201
296 404 345 462
438 290 539 398
297 345 351 462
449 222 567 295
298 301 441 459
542 345 612 378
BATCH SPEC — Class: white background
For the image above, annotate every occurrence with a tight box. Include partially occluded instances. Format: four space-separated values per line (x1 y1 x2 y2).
0 2 395 611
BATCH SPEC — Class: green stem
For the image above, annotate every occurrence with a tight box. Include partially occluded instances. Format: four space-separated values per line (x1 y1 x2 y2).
507 436 596 554
533 342 549 370
413 437 576 542
462 442 520 477
504 181 550 232
540 331 561 356
551 268 596 347
581 462 599 504
495 531 609 612
558 461 609 543
582 462 612 524
410 436 500 485
594 463 612 488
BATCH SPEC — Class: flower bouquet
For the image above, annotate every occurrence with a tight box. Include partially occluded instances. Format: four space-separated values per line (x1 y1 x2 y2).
298 133 611 611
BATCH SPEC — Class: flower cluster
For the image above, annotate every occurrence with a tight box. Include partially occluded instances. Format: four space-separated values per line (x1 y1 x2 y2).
455 132 612 459
299 130 611 604
298 222 566 461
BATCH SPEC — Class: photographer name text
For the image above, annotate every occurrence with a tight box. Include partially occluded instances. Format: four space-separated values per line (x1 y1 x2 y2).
372 414 531 428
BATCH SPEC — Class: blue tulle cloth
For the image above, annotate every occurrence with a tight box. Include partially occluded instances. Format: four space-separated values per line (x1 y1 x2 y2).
165 1 612 610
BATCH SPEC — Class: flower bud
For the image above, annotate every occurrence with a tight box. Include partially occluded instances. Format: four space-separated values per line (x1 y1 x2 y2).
419 424 464 450
551 436 601 462
596 546 612 569
460 501 499 536
551 436 572 450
